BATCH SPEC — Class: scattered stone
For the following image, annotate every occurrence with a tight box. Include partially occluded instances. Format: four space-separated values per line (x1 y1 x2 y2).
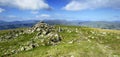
11 50 17 54
25 46 33 51
116 36 120 39
102 32 107 35
20 47 25 51
75 28 79 33
88 39 91 42
58 27 62 32
67 30 72 33
68 41 73 44
50 34 62 43
71 55 74 57
15 34 19 37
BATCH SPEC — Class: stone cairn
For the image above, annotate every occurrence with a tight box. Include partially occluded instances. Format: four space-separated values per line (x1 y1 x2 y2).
27 21 62 45
19 21 62 52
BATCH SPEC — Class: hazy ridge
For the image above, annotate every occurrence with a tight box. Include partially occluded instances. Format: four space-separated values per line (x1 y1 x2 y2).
0 20 120 30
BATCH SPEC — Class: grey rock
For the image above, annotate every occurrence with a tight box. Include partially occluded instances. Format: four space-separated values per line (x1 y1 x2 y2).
20 47 25 51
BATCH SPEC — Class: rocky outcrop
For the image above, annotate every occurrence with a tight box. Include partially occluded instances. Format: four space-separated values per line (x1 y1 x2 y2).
0 30 24 41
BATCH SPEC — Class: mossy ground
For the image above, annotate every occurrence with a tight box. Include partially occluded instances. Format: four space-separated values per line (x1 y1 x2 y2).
0 25 120 57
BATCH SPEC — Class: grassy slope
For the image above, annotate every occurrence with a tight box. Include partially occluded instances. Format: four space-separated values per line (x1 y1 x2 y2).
0 25 120 57
0 28 37 56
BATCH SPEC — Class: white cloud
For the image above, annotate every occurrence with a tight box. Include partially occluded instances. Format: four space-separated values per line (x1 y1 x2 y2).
0 0 50 10
31 11 39 14
0 8 5 13
36 14 51 18
63 0 120 11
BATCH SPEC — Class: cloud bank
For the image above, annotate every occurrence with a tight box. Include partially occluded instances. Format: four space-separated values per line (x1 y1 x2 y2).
36 14 51 18
0 0 50 10
63 0 120 11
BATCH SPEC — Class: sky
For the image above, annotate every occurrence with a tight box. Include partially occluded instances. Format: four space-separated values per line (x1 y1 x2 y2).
0 0 120 21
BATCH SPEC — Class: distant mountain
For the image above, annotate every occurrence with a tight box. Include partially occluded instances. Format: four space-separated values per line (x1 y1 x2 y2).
79 21 120 30
43 20 69 25
0 20 39 30
0 20 120 30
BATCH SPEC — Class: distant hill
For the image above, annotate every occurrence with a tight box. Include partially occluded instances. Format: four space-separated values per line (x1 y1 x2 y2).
0 20 120 30
0 20 39 30
79 21 120 30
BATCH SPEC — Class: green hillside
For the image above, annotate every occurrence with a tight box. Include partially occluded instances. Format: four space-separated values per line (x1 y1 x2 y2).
0 22 120 57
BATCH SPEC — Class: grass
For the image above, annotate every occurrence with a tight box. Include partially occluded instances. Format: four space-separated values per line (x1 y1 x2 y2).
0 25 120 57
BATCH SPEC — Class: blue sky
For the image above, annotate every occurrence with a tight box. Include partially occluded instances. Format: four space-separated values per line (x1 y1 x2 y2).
0 0 120 21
